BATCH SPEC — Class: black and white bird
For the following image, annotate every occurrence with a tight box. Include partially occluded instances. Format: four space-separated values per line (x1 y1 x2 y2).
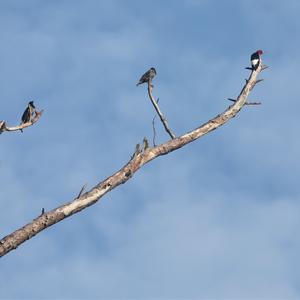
250 50 264 70
20 101 36 132
136 67 156 86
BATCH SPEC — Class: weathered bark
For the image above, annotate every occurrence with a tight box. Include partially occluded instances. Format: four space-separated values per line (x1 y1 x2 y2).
0 63 265 257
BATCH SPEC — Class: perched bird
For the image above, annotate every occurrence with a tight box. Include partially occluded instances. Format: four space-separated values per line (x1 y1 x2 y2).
250 50 264 70
136 67 156 86
20 101 36 132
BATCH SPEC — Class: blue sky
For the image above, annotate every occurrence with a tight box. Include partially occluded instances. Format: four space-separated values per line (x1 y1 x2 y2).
0 0 300 299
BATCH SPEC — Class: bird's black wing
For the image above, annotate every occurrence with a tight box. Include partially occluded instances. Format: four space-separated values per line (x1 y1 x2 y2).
140 69 152 83
21 107 30 123
141 72 150 82
251 52 259 61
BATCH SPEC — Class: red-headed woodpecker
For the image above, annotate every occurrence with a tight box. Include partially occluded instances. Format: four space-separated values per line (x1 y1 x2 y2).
136 67 157 86
251 50 264 70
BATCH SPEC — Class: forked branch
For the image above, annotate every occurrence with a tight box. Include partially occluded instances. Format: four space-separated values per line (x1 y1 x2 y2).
0 62 265 257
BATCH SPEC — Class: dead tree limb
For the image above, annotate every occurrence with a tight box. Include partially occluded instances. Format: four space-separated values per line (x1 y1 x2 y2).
0 110 44 134
0 62 265 258
147 82 176 139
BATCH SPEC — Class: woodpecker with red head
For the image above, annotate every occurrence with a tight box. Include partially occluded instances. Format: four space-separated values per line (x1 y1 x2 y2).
136 67 157 86
250 50 264 70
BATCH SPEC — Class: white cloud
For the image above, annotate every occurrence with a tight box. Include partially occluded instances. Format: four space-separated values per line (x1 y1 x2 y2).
1 1 300 299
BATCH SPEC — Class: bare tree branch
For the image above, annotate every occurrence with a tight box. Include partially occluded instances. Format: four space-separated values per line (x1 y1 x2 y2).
147 82 176 139
152 115 157 147
0 62 265 258
227 98 262 105
151 98 160 146
0 109 44 134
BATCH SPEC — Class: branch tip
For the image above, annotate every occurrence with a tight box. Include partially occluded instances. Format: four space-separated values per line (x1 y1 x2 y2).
245 101 262 106
40 208 45 216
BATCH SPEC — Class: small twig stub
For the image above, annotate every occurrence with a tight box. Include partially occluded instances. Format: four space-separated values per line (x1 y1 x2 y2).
76 183 88 199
